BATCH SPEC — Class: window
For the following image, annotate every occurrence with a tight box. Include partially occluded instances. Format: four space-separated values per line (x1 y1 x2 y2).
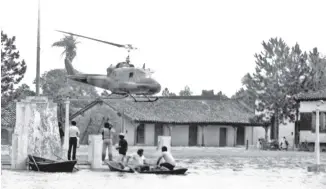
311 112 326 133
300 113 312 131
129 72 134 78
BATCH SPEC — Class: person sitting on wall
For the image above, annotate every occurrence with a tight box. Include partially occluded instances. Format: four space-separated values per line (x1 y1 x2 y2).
156 146 176 171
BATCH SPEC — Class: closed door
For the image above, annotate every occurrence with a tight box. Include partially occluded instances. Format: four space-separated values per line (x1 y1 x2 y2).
188 125 198 146
219 128 227 147
154 124 164 145
136 124 145 144
236 127 245 145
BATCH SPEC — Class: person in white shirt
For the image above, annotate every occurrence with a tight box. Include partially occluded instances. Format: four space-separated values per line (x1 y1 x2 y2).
156 146 176 170
126 149 150 172
68 121 80 160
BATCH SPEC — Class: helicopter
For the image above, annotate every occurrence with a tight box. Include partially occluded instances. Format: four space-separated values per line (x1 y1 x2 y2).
56 30 161 102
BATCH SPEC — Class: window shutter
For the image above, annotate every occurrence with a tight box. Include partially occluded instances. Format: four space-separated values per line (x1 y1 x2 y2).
311 112 316 133
321 112 326 133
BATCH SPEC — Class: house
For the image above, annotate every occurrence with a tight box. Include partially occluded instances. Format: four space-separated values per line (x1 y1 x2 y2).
295 88 326 151
72 96 264 147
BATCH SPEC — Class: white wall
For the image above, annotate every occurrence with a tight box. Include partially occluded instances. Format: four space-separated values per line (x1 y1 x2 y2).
299 101 326 144
279 120 295 147
145 124 154 145
299 101 326 112
171 125 188 146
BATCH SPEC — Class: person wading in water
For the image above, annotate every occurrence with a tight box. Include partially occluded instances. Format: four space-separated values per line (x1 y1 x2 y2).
100 121 115 161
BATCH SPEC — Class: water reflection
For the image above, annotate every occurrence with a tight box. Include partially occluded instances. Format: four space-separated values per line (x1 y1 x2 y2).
1 156 326 189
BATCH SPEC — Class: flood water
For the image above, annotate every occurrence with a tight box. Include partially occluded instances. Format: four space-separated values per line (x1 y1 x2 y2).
2 153 326 189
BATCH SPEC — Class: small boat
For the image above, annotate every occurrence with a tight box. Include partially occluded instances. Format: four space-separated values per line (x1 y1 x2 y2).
28 155 77 173
106 161 188 175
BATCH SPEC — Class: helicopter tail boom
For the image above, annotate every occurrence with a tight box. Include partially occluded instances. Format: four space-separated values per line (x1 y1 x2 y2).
65 59 76 75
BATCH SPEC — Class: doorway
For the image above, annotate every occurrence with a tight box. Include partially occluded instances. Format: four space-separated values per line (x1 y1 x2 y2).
136 124 145 144
236 126 245 145
154 123 164 146
219 128 227 147
188 124 198 146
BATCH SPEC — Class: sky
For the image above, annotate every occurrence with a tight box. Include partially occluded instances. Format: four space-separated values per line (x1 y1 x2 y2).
1 0 326 97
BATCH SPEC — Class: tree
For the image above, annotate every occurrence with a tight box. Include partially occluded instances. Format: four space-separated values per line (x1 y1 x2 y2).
1 84 36 108
307 48 326 90
39 69 99 123
161 88 177 96
201 90 214 96
1 31 27 96
242 38 310 140
231 88 256 109
179 85 193 96
201 89 229 100
52 34 80 73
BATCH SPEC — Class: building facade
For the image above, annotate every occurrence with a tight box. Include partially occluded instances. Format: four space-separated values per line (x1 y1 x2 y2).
295 89 326 151
72 96 263 147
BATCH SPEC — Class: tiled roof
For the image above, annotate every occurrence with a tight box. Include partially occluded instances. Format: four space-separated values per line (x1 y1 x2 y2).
99 97 261 126
295 88 326 101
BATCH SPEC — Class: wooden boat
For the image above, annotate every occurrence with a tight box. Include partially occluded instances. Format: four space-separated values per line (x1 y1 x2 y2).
28 155 77 173
106 161 188 175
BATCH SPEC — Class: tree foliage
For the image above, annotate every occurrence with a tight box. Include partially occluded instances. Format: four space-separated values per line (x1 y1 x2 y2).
231 88 255 109
161 88 176 96
307 48 326 90
242 38 312 139
202 89 229 100
1 83 36 108
38 69 99 123
52 35 80 62
179 85 193 96
1 31 27 96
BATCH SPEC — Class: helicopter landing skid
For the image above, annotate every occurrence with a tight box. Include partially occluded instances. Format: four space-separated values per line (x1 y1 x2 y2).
129 94 159 102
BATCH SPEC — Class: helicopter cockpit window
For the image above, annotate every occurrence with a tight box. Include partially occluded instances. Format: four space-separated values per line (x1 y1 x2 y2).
129 72 134 78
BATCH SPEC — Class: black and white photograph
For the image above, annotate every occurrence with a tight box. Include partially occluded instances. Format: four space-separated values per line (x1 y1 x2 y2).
1 0 326 188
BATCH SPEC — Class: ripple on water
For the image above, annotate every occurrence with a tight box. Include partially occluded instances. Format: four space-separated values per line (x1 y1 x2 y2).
1 157 326 189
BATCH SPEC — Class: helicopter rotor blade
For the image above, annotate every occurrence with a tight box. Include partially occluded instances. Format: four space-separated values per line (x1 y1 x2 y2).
56 30 134 49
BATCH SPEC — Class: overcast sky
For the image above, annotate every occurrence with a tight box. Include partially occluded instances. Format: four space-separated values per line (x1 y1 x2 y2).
1 0 326 97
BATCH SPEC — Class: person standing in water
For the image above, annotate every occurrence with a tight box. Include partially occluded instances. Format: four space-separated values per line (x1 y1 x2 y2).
68 121 80 161
116 133 128 163
100 121 115 161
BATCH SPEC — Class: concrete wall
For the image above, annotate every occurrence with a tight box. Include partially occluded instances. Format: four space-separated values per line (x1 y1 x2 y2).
197 125 238 147
171 125 189 146
145 124 154 145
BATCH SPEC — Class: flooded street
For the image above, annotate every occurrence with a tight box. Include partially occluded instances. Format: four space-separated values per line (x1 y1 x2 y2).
2 147 326 189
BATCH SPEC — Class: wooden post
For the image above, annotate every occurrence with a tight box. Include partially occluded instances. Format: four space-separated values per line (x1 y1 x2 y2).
63 99 70 157
246 139 249 150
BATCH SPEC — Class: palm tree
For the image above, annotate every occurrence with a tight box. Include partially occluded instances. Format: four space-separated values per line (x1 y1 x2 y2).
52 35 80 72
52 35 79 124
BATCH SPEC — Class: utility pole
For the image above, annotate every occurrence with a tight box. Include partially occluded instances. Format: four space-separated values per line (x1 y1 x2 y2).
36 0 41 96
